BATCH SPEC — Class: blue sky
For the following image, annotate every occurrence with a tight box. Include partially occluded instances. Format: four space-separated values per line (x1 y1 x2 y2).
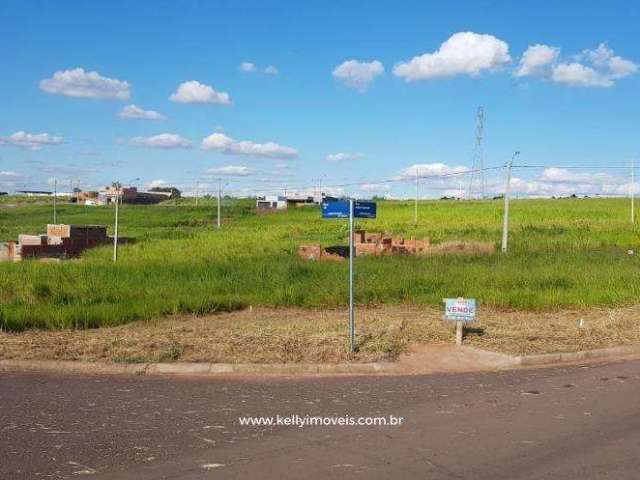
1 0 639 198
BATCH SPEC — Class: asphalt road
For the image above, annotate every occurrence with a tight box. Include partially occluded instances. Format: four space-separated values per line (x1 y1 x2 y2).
2 361 640 479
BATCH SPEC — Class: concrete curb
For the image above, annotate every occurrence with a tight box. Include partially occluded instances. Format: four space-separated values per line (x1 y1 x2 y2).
2 345 640 377
514 345 640 367
0 359 391 376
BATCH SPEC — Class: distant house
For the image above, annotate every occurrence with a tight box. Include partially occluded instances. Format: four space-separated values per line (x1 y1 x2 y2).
95 186 171 205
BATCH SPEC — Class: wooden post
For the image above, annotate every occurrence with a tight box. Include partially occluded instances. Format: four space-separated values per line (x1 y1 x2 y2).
456 321 463 346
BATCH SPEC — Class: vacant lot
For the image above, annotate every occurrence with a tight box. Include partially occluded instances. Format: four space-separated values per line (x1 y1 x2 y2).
1 196 639 333
2 305 640 363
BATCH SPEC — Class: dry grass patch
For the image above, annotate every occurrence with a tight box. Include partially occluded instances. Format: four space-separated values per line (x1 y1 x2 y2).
1 305 640 364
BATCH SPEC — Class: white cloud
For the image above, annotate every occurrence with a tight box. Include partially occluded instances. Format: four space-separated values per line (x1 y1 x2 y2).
393 32 511 82
517 42 637 88
399 163 469 179
201 132 298 159
539 167 617 185
325 152 364 162
239 62 257 73
360 182 391 192
206 165 255 176
147 179 168 189
0 131 63 150
39 67 130 100
515 44 560 77
0 170 22 178
169 81 231 105
240 62 279 75
129 133 192 149
332 60 384 91
118 104 166 121
551 62 613 87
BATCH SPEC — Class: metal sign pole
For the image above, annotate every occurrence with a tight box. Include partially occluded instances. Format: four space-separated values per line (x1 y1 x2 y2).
349 198 355 354
113 191 119 263
53 177 57 224
632 158 635 224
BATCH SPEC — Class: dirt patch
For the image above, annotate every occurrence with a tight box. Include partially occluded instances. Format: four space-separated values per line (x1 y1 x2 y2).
1 305 640 364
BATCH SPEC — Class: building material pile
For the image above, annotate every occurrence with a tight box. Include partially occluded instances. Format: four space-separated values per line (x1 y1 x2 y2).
1 224 114 262
298 230 494 261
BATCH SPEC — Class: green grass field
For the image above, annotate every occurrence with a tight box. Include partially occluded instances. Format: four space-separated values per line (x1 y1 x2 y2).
1 195 639 331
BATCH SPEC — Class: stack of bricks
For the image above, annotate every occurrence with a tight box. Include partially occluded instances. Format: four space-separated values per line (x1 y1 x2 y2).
46 224 109 256
353 230 430 256
298 230 431 261
3 224 110 261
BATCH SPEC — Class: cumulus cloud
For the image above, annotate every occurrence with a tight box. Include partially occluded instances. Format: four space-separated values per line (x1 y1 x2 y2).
170 81 231 105
325 152 364 162
539 167 616 185
551 62 613 87
0 131 63 150
206 165 255 176
264 65 279 75
515 44 559 77
201 132 298 159
516 42 637 87
332 60 384 91
39 67 130 99
118 104 166 121
393 32 511 82
129 133 192 149
398 163 469 179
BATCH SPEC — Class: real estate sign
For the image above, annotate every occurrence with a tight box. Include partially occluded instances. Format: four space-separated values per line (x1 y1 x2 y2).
443 298 477 322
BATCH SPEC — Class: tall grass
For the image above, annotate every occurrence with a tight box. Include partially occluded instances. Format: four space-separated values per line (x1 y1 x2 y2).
1 197 638 331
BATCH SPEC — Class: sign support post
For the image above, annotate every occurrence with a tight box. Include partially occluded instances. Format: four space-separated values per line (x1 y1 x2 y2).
113 191 119 263
321 199 376 354
348 198 355 353
455 321 463 346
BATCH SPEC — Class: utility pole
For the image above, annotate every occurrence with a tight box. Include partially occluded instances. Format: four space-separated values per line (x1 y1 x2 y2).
217 178 221 229
632 158 635 224
53 177 57 224
113 190 120 263
414 168 419 225
501 151 520 253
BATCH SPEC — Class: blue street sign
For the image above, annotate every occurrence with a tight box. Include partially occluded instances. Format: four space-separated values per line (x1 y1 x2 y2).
321 200 350 218
354 201 376 219
321 200 377 219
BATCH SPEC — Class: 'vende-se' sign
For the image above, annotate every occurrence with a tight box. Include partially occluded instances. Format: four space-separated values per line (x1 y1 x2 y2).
443 298 477 322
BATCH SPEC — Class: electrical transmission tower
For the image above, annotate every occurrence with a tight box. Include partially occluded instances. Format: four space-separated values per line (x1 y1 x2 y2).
467 106 485 199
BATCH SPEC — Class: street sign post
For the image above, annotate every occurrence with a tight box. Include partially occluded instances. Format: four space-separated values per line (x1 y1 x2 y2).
321 199 377 353
443 298 477 346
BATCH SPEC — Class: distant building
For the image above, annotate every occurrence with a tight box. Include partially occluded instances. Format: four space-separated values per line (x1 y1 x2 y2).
95 186 172 205
256 195 287 210
16 190 53 197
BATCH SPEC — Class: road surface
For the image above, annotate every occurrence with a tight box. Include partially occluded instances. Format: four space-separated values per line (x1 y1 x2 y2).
2 360 640 479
